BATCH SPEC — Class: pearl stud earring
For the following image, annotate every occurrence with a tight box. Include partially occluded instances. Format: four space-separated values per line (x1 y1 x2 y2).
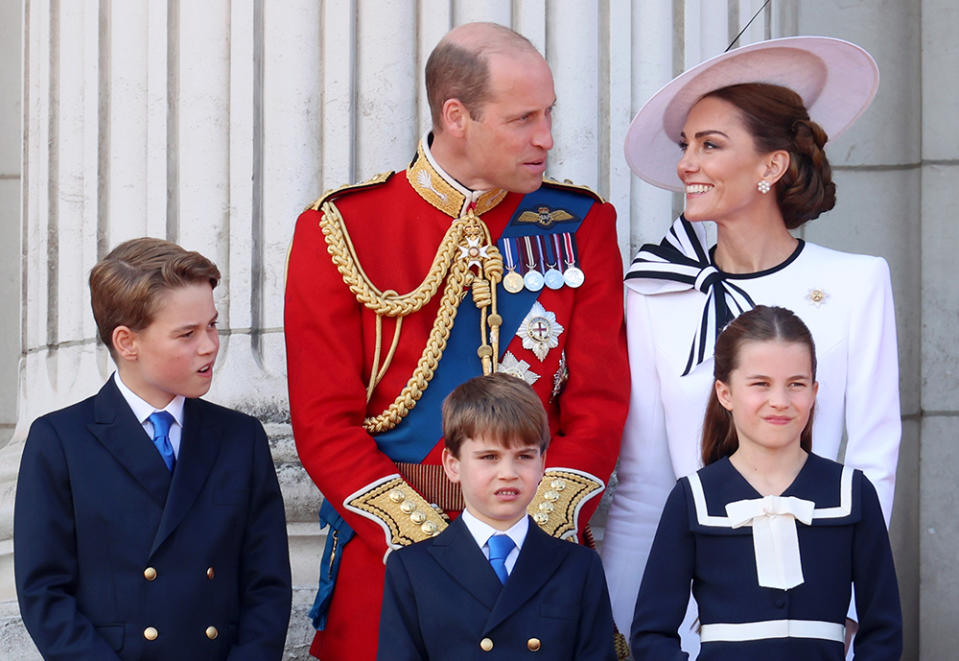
757 180 771 194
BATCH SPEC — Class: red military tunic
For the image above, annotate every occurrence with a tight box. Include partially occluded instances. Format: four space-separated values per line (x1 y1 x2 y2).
285 138 628 660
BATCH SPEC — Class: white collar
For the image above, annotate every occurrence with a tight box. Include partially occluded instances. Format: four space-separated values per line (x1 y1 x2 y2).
113 372 186 427
460 509 529 553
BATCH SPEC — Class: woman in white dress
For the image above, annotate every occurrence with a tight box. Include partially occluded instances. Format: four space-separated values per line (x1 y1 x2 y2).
600 37 900 657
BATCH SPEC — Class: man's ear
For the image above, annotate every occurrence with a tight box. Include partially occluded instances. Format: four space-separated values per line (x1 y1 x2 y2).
112 325 139 362
440 98 470 138
441 447 462 483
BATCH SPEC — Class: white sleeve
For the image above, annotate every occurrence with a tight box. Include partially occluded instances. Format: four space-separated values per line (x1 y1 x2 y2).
842 256 900 525
600 289 679 636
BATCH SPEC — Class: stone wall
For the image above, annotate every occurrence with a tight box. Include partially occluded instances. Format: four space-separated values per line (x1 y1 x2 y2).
3 1 956 658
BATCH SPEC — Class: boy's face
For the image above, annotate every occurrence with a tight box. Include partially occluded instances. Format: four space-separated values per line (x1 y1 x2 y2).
117 283 219 409
442 436 546 531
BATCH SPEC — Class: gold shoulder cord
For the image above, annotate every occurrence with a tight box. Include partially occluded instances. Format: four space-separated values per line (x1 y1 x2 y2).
319 201 503 433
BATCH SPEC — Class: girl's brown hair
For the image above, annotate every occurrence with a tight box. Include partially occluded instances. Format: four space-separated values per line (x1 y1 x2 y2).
701 305 817 466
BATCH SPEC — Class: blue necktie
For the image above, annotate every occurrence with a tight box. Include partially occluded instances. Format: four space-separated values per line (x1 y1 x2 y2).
148 411 176 472
487 534 515 585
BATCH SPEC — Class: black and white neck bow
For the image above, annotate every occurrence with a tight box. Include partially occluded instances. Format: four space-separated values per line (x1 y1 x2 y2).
625 217 755 376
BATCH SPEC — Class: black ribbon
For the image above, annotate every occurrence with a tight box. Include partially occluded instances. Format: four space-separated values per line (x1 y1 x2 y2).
625 217 756 376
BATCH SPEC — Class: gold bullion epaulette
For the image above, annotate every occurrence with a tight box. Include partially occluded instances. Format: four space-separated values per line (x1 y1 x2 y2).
345 475 449 551
527 468 604 540
305 171 394 212
541 176 606 204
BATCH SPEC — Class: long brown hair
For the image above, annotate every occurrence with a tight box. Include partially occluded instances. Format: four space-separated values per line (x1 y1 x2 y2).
701 305 817 465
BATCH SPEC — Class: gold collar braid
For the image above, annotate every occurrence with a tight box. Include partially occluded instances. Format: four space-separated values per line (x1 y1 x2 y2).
407 141 507 217
319 201 503 433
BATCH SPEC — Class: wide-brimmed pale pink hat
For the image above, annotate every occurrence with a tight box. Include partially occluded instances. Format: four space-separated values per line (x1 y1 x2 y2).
625 36 879 191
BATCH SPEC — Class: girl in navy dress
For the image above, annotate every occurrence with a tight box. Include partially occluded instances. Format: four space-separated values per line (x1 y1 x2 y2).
630 305 901 660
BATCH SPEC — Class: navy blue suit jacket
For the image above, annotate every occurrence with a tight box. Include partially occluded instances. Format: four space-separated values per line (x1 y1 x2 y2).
377 515 616 660
14 377 292 660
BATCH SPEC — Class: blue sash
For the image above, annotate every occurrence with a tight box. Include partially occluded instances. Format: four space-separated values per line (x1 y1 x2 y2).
373 185 594 462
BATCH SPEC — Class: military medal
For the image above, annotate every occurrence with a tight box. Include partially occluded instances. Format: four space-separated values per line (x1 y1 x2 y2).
561 232 585 288
543 235 565 290
522 236 545 291
500 238 525 294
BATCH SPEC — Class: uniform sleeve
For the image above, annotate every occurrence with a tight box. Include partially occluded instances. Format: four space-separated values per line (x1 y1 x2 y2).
543 200 629 530
601 288 678 634
629 481 692 661
851 474 903 660
377 551 427 661
14 418 124 661
228 419 293 661
842 257 900 524
574 550 619 660
285 209 435 553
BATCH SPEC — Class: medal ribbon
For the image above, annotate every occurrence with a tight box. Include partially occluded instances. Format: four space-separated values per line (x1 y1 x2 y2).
501 236 517 272
534 236 547 275
523 236 538 272
552 234 564 268
562 232 578 268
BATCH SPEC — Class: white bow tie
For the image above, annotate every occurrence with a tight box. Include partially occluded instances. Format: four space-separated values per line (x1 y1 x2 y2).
726 495 815 590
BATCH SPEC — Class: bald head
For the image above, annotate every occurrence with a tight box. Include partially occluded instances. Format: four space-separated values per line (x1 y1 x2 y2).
426 22 542 131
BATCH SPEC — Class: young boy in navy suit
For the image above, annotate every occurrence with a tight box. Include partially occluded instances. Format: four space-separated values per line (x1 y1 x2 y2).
14 238 292 660
377 373 617 660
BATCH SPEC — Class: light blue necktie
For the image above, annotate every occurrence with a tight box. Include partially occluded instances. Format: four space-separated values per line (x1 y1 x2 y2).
148 411 176 472
487 534 515 585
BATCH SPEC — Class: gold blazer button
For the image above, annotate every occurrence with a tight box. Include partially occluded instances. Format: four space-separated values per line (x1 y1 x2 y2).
480 637 493 652
206 566 215 579
205 626 219 639
527 637 542 651
143 567 157 581
143 627 158 641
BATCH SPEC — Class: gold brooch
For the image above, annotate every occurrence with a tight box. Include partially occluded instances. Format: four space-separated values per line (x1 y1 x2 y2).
807 288 828 307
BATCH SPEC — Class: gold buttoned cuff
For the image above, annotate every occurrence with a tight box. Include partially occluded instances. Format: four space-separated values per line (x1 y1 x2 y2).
527 469 604 540
346 475 449 549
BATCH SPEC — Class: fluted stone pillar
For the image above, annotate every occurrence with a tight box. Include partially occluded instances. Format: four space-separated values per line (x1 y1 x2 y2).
3 1 942 658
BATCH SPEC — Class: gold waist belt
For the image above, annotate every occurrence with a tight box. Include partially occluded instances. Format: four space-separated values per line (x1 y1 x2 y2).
395 462 465 512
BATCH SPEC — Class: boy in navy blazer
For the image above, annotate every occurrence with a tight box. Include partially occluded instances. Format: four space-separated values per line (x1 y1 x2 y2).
14 238 292 660
377 373 617 660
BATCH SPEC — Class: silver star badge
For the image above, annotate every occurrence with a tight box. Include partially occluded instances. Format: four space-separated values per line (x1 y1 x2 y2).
517 302 564 361
498 351 540 385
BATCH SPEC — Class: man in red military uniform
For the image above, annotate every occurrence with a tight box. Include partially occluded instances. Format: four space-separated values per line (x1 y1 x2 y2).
285 22 629 660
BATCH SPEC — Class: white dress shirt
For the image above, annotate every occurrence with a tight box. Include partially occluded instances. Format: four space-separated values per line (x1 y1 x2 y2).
460 509 529 577
113 372 186 458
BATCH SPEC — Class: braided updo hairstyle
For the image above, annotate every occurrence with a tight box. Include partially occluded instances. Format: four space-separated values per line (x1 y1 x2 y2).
703 83 836 229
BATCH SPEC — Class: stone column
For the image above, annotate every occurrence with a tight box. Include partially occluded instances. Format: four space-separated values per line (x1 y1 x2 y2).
3 0 644 656
6 1 940 658
919 0 959 658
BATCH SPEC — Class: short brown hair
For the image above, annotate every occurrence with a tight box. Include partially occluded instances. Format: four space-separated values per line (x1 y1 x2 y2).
703 83 836 229
89 237 220 357
442 373 550 457
425 22 537 129
701 305 817 466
